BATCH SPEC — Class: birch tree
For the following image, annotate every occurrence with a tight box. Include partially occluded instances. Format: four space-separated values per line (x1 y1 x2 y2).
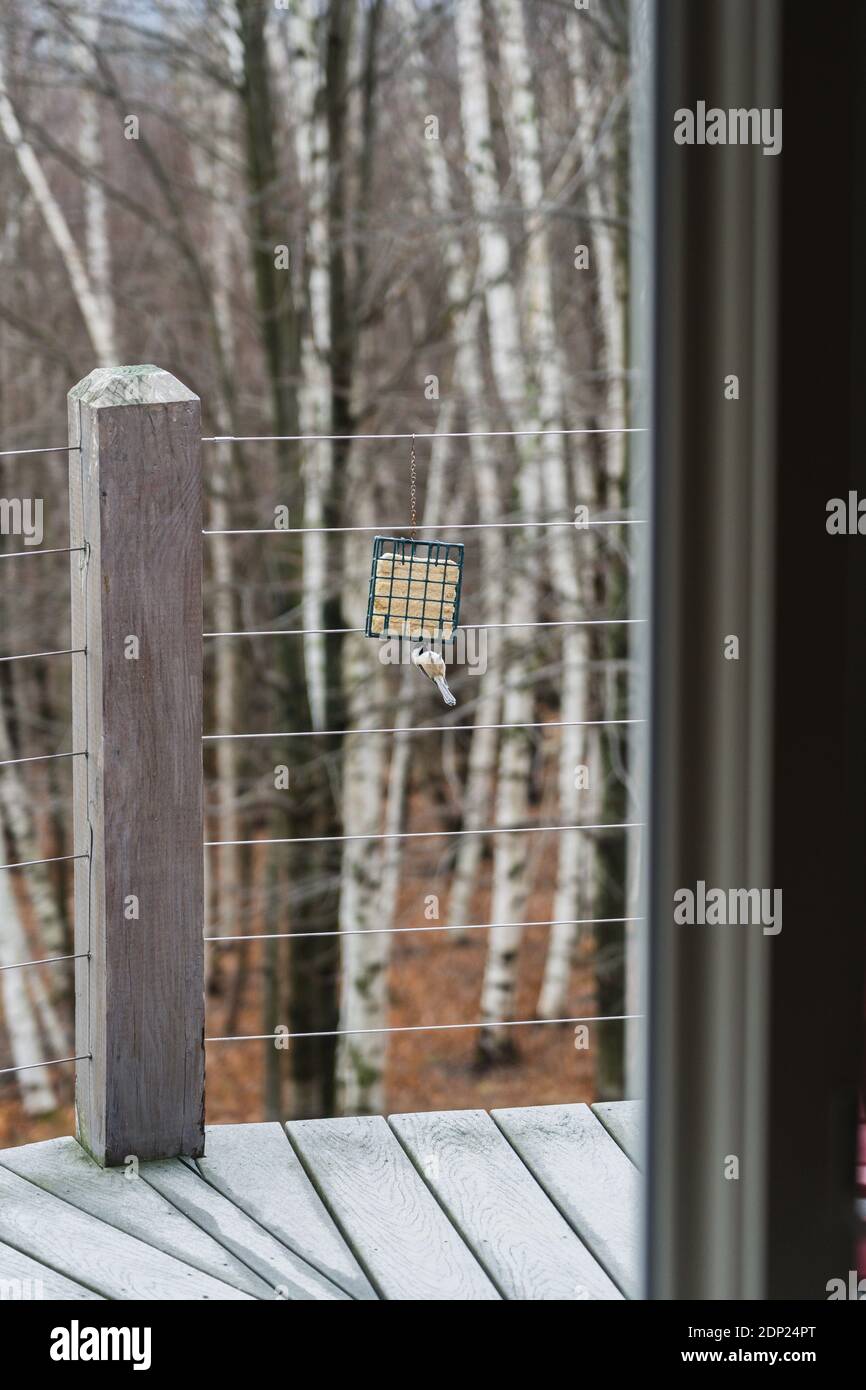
336 402 455 1113
0 870 56 1116
198 6 246 953
76 8 116 361
395 0 504 942
335 490 388 1114
0 28 114 363
564 10 632 1087
567 14 628 504
455 0 542 1062
494 0 598 1026
286 0 334 733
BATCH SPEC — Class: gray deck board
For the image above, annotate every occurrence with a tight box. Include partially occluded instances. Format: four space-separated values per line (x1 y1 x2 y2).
0 1137 270 1298
591 1100 644 1168
287 1115 500 1301
493 1103 641 1297
0 1238 104 1299
0 1163 252 1300
195 1122 377 1300
0 1103 640 1300
390 1108 623 1300
139 1154 350 1300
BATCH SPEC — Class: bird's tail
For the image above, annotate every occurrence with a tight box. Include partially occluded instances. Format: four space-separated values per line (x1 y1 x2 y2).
435 676 456 707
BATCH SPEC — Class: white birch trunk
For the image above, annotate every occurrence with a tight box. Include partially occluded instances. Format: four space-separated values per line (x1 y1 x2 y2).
0 852 56 1115
0 33 114 362
567 20 627 504
335 669 412 1118
186 73 243 941
77 11 116 361
544 17 631 1026
393 0 505 943
0 697 66 960
336 504 387 1113
335 406 457 1111
495 0 598 1020
25 965 69 1067
405 0 504 937
288 0 333 732
455 0 541 1058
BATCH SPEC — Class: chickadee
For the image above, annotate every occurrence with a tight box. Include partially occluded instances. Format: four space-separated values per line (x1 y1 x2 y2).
412 642 456 707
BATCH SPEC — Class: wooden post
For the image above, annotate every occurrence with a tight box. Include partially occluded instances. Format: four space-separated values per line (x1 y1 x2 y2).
68 365 204 1166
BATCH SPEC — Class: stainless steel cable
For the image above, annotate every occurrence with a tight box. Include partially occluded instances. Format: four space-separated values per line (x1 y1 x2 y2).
204 914 644 944
0 852 88 872
0 647 85 664
0 444 79 458
205 820 642 848
0 750 85 769
202 426 648 444
206 1014 643 1043
0 952 88 974
204 618 645 639
0 546 85 560
203 716 643 743
0 1053 89 1076
203 518 645 536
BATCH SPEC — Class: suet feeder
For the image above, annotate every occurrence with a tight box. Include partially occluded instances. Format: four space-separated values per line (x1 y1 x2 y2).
365 535 464 641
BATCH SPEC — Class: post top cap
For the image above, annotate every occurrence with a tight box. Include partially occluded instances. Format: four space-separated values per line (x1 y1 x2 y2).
69 365 199 408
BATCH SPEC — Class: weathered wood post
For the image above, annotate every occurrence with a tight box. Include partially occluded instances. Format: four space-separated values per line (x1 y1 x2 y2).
68 365 204 1166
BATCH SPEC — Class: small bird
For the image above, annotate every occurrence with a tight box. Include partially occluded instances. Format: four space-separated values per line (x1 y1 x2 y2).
412 642 456 706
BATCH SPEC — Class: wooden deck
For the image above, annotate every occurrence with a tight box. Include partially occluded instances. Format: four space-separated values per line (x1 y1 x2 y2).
0 1101 642 1300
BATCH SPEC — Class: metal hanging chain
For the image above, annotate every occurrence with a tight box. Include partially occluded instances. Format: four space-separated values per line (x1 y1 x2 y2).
409 433 417 538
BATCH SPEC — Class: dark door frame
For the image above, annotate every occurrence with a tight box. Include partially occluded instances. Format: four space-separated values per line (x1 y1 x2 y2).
645 0 866 1299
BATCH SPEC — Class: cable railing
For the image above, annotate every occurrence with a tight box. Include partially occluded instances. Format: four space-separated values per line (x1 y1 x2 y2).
204 517 645 535
203 716 644 742
0 749 84 768
206 1014 644 1046
0 545 85 560
0 951 88 974
205 820 642 850
203 617 645 639
2 423 647 461
0 1054 90 1077
0 851 87 872
205 914 645 944
0 444 90 1076
0 391 645 1117
0 646 84 663
0 443 79 458
201 425 647 444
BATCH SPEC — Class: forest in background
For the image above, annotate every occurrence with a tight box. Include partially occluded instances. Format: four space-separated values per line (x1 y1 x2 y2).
0 0 645 1142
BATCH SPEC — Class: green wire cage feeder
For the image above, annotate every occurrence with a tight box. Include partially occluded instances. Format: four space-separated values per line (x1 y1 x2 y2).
364 535 465 642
